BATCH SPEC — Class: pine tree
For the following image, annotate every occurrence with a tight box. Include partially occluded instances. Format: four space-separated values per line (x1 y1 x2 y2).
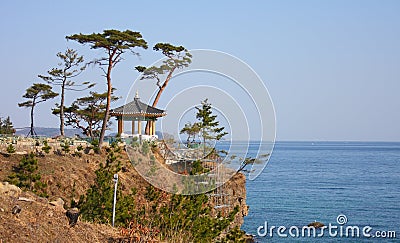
136 43 191 134
38 48 94 137
77 143 135 226
7 153 42 191
180 122 201 147
67 29 148 148
0 116 15 135
195 99 228 156
53 91 118 139
18 83 58 137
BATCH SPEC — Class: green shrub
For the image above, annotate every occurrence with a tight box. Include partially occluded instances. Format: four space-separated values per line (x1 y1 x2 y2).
74 151 82 157
77 145 135 227
217 226 247 243
7 152 47 196
141 141 149 155
6 144 15 153
191 160 209 175
61 141 70 154
131 190 239 242
41 141 51 154
77 144 84 151
91 139 100 154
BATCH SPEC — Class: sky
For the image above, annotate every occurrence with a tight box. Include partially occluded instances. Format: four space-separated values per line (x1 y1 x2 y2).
0 0 399 141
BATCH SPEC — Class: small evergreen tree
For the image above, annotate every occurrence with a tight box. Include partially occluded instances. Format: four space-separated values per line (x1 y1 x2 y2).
6 144 16 154
61 141 71 155
78 143 135 226
141 141 150 155
41 140 51 154
0 116 15 135
90 139 100 154
180 122 200 147
195 99 228 156
7 153 43 191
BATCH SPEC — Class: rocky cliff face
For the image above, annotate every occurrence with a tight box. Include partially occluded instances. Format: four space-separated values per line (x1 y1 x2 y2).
208 172 249 235
224 172 249 229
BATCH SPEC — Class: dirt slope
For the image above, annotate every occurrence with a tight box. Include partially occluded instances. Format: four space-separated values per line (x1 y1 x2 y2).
0 149 248 242
0 191 119 243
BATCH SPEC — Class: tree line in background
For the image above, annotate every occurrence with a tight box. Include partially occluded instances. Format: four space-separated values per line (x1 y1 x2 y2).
18 29 192 148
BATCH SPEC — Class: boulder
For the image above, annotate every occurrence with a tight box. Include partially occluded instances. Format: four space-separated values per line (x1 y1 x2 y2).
49 198 65 211
66 208 79 227
18 197 35 202
0 182 22 197
12 205 22 215
308 221 325 228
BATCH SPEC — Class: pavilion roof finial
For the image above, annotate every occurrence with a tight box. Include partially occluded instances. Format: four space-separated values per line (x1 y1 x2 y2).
135 90 140 99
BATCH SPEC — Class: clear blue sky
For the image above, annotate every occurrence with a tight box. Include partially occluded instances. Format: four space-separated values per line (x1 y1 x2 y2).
0 0 399 141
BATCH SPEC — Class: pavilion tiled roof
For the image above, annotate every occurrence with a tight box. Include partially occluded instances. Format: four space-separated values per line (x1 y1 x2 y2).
110 97 166 117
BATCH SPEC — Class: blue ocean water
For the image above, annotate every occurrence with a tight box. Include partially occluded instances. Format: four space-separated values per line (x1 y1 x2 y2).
240 141 400 242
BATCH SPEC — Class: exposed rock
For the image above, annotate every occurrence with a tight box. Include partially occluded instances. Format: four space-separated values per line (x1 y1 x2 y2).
308 221 325 228
12 205 21 215
18 197 35 202
0 182 22 197
66 208 79 227
49 198 65 211
15 151 28 155
209 172 248 239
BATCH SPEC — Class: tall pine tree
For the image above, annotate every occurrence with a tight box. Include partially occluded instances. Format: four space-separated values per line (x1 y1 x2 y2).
18 83 58 136
195 99 228 156
38 48 94 137
67 30 148 147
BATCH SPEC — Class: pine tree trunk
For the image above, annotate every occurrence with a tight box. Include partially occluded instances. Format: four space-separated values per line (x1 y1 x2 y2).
146 66 176 134
99 53 114 148
59 82 66 137
99 78 111 147
30 102 35 137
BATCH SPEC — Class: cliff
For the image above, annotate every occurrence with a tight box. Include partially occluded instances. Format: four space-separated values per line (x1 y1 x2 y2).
0 146 249 242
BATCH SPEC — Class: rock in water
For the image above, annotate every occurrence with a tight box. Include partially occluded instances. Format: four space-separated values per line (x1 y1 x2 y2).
66 208 79 227
308 221 325 228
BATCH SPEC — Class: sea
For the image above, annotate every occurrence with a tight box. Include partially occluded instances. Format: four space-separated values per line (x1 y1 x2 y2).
230 141 400 242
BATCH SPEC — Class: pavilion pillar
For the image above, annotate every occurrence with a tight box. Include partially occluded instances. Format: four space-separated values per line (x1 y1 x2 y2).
149 121 153 135
117 118 123 136
151 120 154 135
138 121 142 135
131 120 136 135
152 120 156 135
